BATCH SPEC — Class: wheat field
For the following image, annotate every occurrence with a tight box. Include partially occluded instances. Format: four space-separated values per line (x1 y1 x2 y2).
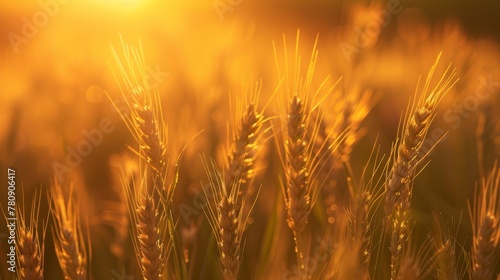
1 0 500 279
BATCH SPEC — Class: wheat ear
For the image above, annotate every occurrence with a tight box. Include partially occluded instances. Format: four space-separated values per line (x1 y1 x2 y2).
50 178 88 280
385 54 458 217
273 29 334 275
284 95 311 235
471 164 500 280
319 87 374 221
109 38 186 279
109 39 169 192
431 217 459 280
335 87 374 164
224 81 264 196
122 161 169 280
204 159 254 280
385 54 458 279
434 239 458 280
16 189 46 280
346 143 385 274
137 185 165 279
396 240 433 280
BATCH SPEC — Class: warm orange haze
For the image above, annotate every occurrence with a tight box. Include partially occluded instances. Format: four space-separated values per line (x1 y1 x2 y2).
1 0 500 279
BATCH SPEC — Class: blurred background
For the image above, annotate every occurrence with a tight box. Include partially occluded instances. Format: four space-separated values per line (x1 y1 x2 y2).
1 0 500 279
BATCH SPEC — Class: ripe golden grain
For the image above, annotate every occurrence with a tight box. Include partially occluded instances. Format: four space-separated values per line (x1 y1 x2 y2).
50 179 88 280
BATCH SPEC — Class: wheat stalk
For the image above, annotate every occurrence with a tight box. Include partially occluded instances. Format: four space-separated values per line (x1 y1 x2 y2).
346 143 385 274
224 81 264 198
284 95 312 235
198 82 265 280
471 165 500 280
385 54 458 217
203 159 254 280
273 29 336 275
225 102 262 187
122 160 169 280
136 188 165 279
16 189 46 280
50 178 88 280
385 54 458 279
434 239 458 280
18 228 44 280
396 240 433 280
431 218 459 280
389 202 412 280
347 190 373 276
109 39 169 192
282 94 313 274
109 38 186 279
319 87 374 221
334 87 374 164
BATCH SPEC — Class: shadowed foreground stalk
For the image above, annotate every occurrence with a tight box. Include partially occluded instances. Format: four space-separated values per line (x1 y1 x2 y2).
50 178 88 280
16 189 45 280
471 165 500 280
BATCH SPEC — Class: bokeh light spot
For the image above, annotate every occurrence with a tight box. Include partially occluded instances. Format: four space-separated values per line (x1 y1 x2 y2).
86 85 104 103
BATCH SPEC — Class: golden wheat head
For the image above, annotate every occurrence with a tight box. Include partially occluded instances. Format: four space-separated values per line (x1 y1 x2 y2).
385 54 458 279
224 81 265 195
50 178 88 280
203 159 257 280
471 164 500 280
15 189 46 280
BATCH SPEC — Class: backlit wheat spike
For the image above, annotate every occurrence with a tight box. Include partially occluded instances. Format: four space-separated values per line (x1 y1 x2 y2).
346 141 384 274
347 191 372 268
431 218 459 280
123 163 169 280
396 240 434 280
136 191 164 279
335 87 374 164
312 86 373 223
390 201 411 280
203 159 255 280
16 189 45 280
109 38 185 279
109 37 169 195
50 178 88 280
224 81 264 193
471 164 500 280
274 29 335 274
385 53 458 218
435 239 458 280
285 95 311 235
385 54 458 280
